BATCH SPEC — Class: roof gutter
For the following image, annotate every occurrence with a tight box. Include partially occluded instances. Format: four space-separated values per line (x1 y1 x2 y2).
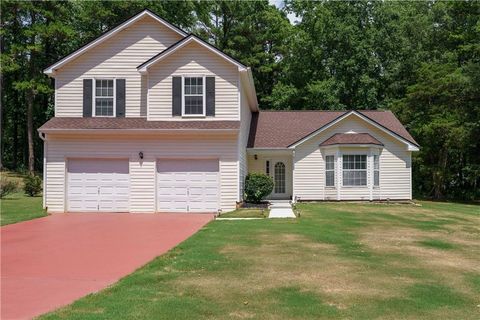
37 128 239 135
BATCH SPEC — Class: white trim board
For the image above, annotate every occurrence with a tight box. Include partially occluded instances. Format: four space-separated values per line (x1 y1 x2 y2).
44 10 187 75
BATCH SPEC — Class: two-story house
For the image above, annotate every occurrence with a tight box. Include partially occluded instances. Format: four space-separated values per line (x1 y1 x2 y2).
39 9 419 214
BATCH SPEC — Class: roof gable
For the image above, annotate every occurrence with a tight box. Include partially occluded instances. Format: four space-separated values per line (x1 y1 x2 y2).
319 133 383 147
137 34 247 73
247 110 419 150
44 9 187 75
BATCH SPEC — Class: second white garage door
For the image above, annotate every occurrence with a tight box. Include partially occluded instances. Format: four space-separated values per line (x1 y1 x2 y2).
157 159 219 213
67 159 130 212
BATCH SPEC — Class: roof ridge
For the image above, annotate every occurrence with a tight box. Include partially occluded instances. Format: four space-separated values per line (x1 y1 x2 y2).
258 109 389 113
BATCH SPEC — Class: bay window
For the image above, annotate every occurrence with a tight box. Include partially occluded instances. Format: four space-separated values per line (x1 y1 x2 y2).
342 155 367 186
325 155 335 187
374 155 380 186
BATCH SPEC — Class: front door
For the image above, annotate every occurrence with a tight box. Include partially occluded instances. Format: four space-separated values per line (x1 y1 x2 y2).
273 161 286 197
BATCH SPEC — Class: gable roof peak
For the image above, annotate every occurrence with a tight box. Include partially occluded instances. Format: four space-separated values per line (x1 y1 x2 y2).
44 8 187 75
137 34 247 73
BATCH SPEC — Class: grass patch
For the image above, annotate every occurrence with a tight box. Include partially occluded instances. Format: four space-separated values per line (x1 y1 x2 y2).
40 201 480 319
1 171 46 226
1 192 46 226
220 208 268 218
418 238 457 250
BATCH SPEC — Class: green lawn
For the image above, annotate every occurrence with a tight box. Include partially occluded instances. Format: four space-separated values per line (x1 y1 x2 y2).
220 208 268 218
1 192 46 226
1 171 47 226
40 201 479 319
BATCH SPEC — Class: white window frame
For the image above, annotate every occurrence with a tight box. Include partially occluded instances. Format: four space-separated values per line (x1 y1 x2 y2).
325 155 335 188
181 75 206 117
92 78 116 117
373 154 380 187
342 154 368 187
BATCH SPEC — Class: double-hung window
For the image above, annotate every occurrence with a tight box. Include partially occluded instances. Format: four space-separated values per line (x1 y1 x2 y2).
183 77 205 116
94 79 114 117
342 155 367 186
373 155 380 186
325 155 335 187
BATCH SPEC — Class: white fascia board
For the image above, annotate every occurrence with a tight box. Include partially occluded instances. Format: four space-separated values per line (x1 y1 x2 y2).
138 36 247 74
240 68 259 111
246 148 293 155
289 111 419 151
44 10 187 76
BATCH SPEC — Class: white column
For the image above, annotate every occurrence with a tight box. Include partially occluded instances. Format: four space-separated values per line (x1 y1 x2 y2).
336 149 341 201
368 149 373 201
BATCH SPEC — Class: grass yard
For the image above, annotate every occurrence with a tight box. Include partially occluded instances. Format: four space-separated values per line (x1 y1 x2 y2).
1 171 47 226
220 208 268 218
41 201 479 319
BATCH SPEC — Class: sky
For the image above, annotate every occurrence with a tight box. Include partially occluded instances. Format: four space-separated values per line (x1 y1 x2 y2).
269 0 300 24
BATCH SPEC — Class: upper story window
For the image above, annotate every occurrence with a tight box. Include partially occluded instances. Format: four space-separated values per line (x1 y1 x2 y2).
94 79 115 116
343 155 367 186
183 77 205 116
325 155 335 187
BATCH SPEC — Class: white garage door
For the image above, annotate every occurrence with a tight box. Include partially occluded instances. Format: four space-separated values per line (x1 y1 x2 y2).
67 159 130 212
157 159 219 213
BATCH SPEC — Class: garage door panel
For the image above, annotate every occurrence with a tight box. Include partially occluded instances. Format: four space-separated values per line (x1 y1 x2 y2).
157 159 219 213
67 159 130 212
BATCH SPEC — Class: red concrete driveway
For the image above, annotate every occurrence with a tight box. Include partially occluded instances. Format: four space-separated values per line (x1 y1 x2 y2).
1 213 213 319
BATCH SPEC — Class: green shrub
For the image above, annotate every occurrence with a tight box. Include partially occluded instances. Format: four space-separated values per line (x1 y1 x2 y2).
244 173 274 203
23 175 42 196
0 177 18 198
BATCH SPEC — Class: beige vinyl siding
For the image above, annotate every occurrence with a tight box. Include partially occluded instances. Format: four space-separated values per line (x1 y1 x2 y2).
238 86 251 200
147 41 239 120
293 114 412 201
54 16 182 118
44 133 239 213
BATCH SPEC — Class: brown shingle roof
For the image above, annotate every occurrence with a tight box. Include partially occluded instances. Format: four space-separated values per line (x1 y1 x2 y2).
38 117 240 131
247 110 418 148
319 133 383 147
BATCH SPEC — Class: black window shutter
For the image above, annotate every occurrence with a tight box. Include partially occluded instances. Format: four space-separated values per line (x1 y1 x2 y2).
83 79 92 117
206 76 215 116
116 79 126 117
172 76 182 116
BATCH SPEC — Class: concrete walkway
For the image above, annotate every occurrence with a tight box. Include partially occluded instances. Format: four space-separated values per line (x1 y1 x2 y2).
268 200 296 218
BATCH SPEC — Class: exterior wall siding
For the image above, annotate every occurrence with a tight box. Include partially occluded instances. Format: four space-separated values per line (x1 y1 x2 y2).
238 86 251 200
293 115 412 201
44 133 239 213
147 41 239 121
54 16 182 118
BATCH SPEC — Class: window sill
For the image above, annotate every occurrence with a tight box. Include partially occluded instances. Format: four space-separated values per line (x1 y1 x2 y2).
181 115 206 118
341 186 368 188
325 186 336 189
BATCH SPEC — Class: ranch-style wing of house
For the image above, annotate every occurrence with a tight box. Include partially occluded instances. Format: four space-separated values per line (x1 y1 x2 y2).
38 9 420 214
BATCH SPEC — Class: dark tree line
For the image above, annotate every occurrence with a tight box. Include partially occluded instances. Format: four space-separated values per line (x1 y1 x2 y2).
1 0 479 200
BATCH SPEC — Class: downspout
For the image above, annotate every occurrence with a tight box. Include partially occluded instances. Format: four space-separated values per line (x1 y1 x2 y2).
38 132 47 209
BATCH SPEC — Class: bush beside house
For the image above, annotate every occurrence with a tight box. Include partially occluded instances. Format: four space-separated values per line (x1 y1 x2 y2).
244 173 274 203
23 175 42 196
